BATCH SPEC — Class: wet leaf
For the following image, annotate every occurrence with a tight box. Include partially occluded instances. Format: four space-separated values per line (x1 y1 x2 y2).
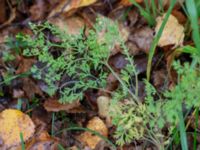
0 0 7 24
29 0 47 21
78 117 108 149
25 131 58 150
129 27 154 53
44 99 84 113
48 16 86 35
155 13 185 47
0 109 35 149
119 0 143 6
48 0 97 18
97 96 110 118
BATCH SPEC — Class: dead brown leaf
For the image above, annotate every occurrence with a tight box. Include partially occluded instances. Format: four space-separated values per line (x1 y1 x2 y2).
0 109 35 149
119 0 143 6
48 0 97 18
44 99 85 113
29 0 47 21
129 27 154 53
25 131 59 150
0 0 7 24
16 57 36 74
0 6 16 29
22 78 43 99
48 15 86 35
155 13 184 48
78 117 108 149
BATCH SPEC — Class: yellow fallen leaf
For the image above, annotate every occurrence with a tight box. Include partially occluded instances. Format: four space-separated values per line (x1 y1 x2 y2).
0 109 35 149
48 0 97 18
78 117 108 149
79 0 97 7
155 13 184 48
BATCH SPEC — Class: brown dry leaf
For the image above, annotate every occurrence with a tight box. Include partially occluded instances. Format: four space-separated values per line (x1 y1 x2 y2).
0 109 35 149
44 99 84 113
16 57 36 74
97 96 110 118
29 0 47 21
129 27 154 53
22 78 43 99
48 15 86 35
25 131 58 150
78 117 108 149
155 13 184 48
48 0 97 18
119 0 143 6
0 7 16 29
0 0 7 24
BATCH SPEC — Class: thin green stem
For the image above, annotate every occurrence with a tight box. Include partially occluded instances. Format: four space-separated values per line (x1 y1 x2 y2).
104 63 139 103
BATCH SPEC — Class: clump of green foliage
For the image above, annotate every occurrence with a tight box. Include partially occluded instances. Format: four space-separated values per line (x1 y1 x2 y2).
16 18 120 103
11 16 200 149
110 58 200 149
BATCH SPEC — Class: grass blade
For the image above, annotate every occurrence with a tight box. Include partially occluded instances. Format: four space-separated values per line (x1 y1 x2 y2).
55 126 116 149
130 0 155 26
186 0 200 54
193 109 198 150
20 132 25 150
147 0 176 81
178 110 188 150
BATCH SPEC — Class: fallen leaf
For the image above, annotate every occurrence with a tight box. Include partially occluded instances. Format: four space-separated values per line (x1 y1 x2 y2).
78 117 108 149
97 96 112 127
155 13 185 48
22 78 43 99
48 15 86 35
25 131 58 150
97 96 110 118
16 57 36 74
129 27 154 53
0 7 16 29
119 0 143 6
152 69 168 89
0 109 35 149
0 0 7 24
109 53 128 70
44 99 84 113
48 0 97 18
29 0 47 21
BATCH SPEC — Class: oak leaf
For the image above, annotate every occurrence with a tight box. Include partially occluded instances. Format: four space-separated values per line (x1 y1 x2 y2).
0 109 35 149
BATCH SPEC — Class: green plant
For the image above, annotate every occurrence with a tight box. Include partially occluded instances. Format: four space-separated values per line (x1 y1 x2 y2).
16 18 120 103
110 57 200 148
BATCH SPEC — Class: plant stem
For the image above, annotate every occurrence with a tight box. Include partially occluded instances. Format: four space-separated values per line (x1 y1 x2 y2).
104 62 139 103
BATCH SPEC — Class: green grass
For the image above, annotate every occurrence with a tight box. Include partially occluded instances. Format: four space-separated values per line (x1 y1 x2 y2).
20 132 25 150
147 0 177 81
55 126 116 149
178 110 188 150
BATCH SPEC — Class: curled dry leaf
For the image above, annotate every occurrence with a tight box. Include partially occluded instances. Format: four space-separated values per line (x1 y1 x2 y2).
0 109 35 149
129 27 154 53
78 117 108 149
25 131 58 150
48 16 86 35
29 0 47 21
119 0 143 6
48 0 97 18
155 13 184 48
97 96 110 118
44 99 85 113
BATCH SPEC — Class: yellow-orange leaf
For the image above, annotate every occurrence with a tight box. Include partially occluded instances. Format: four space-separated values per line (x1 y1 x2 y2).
78 117 108 149
155 13 184 47
0 109 35 149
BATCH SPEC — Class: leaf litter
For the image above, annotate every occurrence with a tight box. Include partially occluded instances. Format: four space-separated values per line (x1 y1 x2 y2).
0 0 199 149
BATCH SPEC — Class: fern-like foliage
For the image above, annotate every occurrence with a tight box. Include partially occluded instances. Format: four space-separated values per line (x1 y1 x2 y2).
109 56 200 147
16 18 120 103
